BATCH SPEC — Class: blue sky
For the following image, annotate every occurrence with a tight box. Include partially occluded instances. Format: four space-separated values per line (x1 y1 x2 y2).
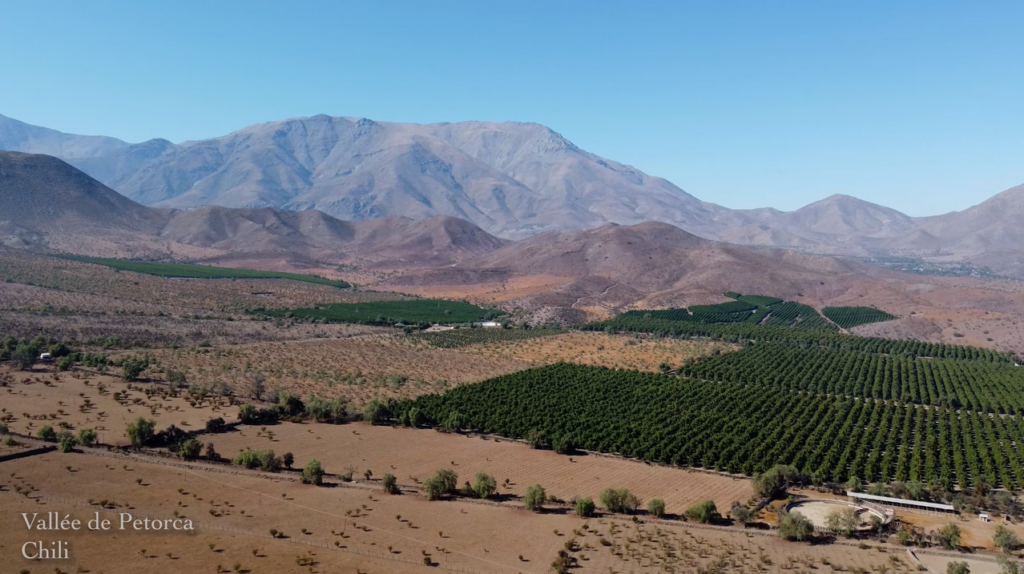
2 1 1021 215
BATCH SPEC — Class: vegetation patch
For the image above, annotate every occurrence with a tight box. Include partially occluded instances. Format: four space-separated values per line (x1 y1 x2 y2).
400 362 1024 489
822 306 897 328
63 256 351 288
251 299 499 326
413 327 562 348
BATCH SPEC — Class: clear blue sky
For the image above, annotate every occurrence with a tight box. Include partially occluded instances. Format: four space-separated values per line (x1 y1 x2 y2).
2 1 1021 215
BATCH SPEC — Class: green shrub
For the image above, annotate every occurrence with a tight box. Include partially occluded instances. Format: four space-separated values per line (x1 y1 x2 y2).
179 438 202 461
76 428 97 447
37 425 57 442
574 496 595 517
126 417 156 449
647 498 666 519
524 484 546 512
301 460 324 485
58 435 77 453
684 500 718 523
600 488 640 514
382 473 399 494
937 522 962 550
473 472 497 499
778 511 814 541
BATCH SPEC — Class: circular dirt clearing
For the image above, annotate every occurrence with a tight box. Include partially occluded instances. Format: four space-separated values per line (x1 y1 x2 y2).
786 499 886 531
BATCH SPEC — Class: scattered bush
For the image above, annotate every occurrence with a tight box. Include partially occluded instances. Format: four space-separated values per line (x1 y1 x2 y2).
58 435 77 453
179 438 202 461
126 417 156 449
600 488 641 514
382 473 399 494
524 484 546 512
778 511 814 541
37 425 57 442
473 472 497 499
575 496 595 518
77 428 97 447
937 522 962 550
685 500 718 524
301 459 324 485
647 498 666 519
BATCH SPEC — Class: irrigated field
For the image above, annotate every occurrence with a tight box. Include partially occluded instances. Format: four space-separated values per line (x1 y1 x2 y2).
64 256 353 288
255 299 499 325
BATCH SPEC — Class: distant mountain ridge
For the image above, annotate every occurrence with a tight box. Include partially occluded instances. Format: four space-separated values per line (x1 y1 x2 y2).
0 151 506 266
1 113 1022 275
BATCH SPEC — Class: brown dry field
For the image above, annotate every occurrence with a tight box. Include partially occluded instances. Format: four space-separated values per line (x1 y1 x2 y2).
1 367 237 445
139 337 533 409
203 421 754 516
1 450 918 574
437 331 739 372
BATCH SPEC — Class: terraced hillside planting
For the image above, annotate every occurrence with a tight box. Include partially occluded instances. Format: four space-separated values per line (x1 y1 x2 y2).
64 256 352 288
403 362 1024 488
823 306 897 328
253 299 499 326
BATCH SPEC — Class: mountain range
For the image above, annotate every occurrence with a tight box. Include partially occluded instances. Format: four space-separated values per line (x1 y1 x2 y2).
2 113 1022 275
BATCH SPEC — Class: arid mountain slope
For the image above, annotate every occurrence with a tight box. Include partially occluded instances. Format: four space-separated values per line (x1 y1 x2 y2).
0 114 736 239
0 152 506 266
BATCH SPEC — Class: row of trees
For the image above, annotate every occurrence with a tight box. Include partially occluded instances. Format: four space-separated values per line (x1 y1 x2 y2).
682 342 1024 414
398 363 1024 489
581 317 1015 363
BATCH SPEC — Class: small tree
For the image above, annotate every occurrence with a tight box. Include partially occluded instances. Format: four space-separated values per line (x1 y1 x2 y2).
778 511 814 541
382 473 399 494
947 561 970 574
205 417 226 433
301 460 325 486
473 472 497 499
122 356 149 381
825 507 860 538
179 438 202 461
997 556 1021 574
205 442 219 461
994 525 1021 554
752 464 800 499
647 498 666 519
37 425 57 442
685 500 718 524
126 417 156 449
524 484 546 512
12 343 39 370
600 488 641 514
238 404 260 424
730 503 755 526
363 399 390 425
436 468 458 492
575 496 595 518
77 428 97 447
58 435 77 453
937 522 962 550
282 452 295 469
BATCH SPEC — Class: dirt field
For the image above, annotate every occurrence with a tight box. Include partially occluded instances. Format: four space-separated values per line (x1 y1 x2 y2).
2 450 917 574
203 421 754 515
451 331 737 372
1 367 236 445
141 337 532 408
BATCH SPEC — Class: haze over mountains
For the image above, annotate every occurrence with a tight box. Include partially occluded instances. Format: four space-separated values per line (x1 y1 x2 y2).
2 113 1022 275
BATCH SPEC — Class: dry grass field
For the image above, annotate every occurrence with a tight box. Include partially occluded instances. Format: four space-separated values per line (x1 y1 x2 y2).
204 421 754 515
441 331 738 372
140 337 533 408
